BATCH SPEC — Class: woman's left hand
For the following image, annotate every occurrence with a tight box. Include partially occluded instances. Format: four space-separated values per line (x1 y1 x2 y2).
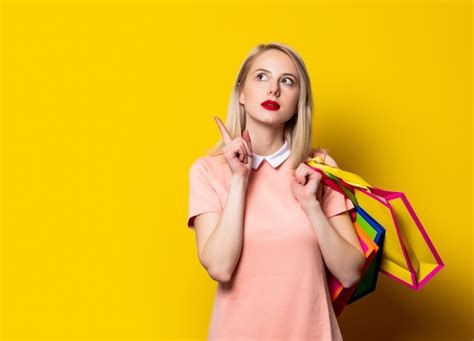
290 163 323 210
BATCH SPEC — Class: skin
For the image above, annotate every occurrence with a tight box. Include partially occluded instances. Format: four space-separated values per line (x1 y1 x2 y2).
205 48 365 286
237 48 319 208
238 48 300 157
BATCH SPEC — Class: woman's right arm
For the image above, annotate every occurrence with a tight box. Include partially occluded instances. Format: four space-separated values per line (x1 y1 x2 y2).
194 116 253 283
195 175 248 283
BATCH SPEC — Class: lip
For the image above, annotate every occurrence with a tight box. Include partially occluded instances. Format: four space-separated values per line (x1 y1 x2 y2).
261 100 280 111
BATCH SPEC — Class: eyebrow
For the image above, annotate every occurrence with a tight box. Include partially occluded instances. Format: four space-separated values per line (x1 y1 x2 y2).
254 68 298 80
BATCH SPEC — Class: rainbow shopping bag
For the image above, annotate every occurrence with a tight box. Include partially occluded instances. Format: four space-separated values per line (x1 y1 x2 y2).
306 163 385 315
307 158 444 290
323 171 386 305
347 206 385 304
328 220 379 317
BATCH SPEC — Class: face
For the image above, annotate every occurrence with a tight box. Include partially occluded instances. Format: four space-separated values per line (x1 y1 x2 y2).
239 49 301 127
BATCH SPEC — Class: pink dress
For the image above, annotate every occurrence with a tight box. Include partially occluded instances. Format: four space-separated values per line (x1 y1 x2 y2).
187 149 354 340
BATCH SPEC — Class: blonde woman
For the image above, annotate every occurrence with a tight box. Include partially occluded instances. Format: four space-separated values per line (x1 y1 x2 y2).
187 42 365 340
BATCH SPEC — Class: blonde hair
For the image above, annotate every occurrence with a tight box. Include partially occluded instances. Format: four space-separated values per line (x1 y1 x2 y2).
206 42 327 169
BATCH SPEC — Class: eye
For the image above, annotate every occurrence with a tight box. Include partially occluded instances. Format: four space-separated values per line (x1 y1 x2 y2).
256 73 295 86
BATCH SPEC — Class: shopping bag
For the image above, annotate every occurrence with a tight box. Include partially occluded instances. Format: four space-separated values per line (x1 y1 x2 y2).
307 165 385 314
306 158 444 290
324 172 386 304
348 206 385 304
328 220 379 317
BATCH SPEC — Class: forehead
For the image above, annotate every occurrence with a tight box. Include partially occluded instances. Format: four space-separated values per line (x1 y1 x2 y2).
251 49 298 76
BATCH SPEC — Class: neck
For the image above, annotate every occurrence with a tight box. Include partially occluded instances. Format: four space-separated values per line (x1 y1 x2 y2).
244 115 286 156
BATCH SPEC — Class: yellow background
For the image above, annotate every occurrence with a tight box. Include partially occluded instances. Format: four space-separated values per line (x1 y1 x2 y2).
1 0 472 340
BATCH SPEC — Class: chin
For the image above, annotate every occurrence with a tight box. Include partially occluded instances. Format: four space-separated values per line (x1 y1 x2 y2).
258 116 287 127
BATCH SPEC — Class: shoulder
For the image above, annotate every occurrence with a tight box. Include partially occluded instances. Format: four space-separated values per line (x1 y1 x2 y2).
309 147 339 168
191 153 226 170
190 154 229 180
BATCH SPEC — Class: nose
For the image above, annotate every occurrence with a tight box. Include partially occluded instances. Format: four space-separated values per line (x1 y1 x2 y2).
268 79 280 97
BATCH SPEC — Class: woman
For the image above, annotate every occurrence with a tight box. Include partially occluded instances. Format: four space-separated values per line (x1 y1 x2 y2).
187 42 365 340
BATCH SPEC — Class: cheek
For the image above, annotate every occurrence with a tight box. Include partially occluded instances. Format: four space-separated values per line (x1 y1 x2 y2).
289 92 300 109
245 88 263 106
291 91 300 104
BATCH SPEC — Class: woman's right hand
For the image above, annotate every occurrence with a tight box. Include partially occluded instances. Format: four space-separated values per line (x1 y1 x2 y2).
214 116 253 180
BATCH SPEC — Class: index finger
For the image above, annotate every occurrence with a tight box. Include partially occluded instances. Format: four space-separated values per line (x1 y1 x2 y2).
214 116 232 145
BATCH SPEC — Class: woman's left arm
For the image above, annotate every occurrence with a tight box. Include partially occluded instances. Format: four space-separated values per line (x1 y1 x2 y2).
297 149 365 288
302 202 365 289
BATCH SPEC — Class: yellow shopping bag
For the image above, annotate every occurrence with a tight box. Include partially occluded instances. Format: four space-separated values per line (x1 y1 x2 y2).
307 159 444 290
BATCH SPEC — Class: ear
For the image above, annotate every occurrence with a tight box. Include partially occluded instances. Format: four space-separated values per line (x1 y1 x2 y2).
238 88 245 105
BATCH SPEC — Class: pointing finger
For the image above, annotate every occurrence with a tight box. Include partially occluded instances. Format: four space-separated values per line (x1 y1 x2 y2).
214 116 232 145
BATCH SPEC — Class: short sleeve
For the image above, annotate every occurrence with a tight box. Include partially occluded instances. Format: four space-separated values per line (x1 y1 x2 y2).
187 158 223 228
320 184 355 218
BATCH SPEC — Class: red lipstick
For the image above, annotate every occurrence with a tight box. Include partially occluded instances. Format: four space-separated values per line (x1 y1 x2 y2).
261 100 280 111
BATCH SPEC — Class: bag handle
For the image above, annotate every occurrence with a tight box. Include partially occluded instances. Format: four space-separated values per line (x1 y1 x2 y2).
306 163 360 207
327 172 359 206
306 157 372 190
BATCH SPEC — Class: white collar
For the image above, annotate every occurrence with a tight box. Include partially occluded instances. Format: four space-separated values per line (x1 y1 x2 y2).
252 139 291 170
